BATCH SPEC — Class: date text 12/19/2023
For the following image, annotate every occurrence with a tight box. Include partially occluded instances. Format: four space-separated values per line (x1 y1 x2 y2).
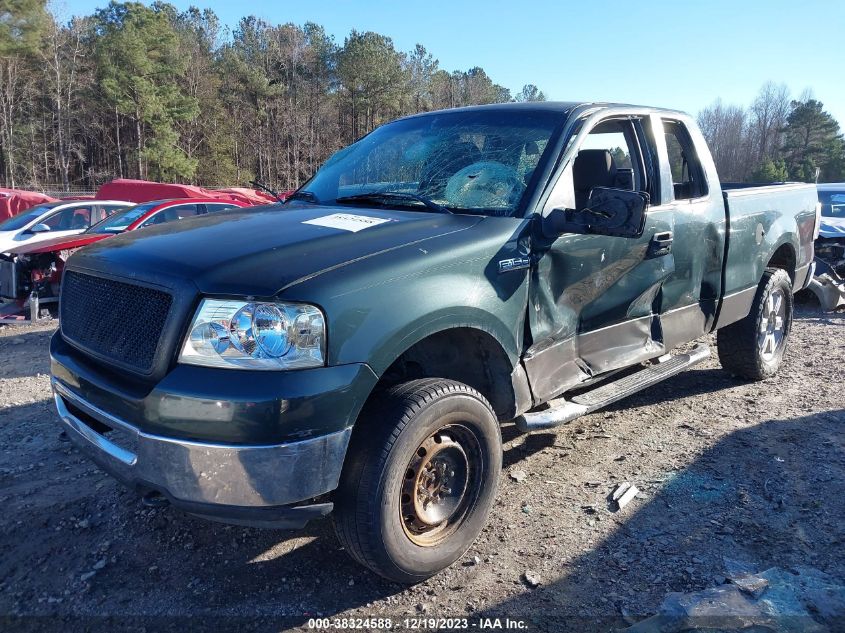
307 617 530 630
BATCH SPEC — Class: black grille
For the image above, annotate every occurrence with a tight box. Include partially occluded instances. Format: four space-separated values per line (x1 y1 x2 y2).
61 271 173 373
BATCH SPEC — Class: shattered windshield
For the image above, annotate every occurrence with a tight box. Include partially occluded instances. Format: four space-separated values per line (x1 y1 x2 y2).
300 109 561 217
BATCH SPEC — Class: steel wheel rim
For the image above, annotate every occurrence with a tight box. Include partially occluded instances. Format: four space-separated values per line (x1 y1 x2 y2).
400 424 483 547
758 287 786 361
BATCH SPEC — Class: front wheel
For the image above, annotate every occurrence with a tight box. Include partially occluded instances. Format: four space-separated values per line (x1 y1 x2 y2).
717 267 793 380
333 379 502 583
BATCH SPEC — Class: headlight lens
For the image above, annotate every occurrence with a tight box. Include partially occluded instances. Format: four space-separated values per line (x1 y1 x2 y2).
179 299 325 370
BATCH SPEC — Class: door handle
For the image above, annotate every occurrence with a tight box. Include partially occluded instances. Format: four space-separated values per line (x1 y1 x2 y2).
648 231 673 257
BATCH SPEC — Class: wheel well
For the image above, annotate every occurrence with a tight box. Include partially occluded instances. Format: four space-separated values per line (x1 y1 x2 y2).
767 244 796 282
375 328 516 420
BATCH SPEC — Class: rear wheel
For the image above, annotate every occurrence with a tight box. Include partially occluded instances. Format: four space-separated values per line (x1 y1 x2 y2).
333 378 501 583
717 268 793 380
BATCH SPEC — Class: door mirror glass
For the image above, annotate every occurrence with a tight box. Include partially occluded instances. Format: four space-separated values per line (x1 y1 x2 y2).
28 223 52 234
543 187 649 239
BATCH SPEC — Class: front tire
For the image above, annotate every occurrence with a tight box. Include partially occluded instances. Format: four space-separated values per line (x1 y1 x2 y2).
333 378 502 583
717 268 793 380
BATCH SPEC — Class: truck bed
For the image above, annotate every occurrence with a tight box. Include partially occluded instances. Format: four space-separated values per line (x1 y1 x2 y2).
719 181 817 306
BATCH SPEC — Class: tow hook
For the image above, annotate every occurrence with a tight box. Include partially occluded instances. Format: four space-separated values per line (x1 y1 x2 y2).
141 491 170 508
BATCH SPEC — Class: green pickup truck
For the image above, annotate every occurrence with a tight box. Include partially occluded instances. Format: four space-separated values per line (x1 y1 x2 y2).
51 102 819 582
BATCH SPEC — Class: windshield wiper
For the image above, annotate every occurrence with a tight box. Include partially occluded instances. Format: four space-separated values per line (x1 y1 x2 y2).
249 179 285 203
335 191 453 214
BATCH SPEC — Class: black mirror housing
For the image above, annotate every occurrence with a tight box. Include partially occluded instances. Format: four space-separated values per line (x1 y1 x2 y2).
543 187 649 239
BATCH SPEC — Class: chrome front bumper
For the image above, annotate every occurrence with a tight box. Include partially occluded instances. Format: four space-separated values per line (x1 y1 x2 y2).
53 378 351 527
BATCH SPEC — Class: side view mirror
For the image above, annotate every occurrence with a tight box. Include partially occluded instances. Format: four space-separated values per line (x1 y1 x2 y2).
28 223 52 234
543 187 649 239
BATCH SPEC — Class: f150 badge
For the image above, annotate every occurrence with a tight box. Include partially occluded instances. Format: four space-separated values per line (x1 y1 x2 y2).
498 256 531 273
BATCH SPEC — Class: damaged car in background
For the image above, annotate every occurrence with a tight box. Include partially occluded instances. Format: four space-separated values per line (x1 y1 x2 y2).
806 183 845 310
0 198 249 321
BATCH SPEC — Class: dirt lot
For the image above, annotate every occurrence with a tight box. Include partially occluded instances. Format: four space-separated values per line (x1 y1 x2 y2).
0 306 842 632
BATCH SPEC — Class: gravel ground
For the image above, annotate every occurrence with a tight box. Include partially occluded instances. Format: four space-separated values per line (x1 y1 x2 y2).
0 306 842 632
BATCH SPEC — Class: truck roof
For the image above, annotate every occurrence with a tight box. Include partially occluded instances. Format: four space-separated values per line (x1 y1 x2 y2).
397 101 691 121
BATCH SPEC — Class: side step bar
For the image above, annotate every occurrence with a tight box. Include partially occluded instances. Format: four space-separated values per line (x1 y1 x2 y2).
515 344 711 432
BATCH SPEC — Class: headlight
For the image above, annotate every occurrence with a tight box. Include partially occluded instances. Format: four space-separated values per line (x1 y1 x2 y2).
179 299 325 370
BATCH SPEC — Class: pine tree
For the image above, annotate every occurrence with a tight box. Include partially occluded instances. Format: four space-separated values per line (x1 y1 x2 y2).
0 0 48 187
751 158 788 183
781 99 845 182
93 1 199 181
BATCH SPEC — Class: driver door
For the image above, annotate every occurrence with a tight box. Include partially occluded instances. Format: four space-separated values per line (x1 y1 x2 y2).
524 114 676 402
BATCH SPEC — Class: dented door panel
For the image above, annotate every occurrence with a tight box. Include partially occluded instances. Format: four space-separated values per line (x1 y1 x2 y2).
525 210 674 402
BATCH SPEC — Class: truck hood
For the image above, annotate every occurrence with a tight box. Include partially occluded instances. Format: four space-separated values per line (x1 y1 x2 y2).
70 204 484 296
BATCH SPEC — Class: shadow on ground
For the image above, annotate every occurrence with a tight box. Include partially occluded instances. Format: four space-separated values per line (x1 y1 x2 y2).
479 409 845 631
3 402 843 632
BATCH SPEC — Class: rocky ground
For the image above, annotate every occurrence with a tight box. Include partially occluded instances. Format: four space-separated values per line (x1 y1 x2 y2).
0 305 842 632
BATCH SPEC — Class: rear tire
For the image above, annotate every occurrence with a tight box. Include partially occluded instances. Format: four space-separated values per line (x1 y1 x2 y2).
717 268 793 380
333 378 502 583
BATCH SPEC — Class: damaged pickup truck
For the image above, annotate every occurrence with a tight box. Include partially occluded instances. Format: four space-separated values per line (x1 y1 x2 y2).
50 102 818 582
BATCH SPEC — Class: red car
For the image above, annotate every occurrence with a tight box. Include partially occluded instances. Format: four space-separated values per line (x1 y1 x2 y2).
0 198 250 312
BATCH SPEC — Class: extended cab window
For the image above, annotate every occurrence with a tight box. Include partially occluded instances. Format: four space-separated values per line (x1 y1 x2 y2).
663 120 707 200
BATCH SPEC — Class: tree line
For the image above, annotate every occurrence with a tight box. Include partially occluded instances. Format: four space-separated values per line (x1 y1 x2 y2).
0 0 546 191
1 1 843 193
697 82 845 183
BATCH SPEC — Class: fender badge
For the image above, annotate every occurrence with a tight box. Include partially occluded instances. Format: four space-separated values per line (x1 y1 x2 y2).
498 257 531 273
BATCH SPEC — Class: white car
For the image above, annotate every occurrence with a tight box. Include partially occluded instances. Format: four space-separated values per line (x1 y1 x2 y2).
0 200 134 255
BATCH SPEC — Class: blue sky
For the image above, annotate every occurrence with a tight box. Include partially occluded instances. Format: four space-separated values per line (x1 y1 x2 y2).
56 0 845 126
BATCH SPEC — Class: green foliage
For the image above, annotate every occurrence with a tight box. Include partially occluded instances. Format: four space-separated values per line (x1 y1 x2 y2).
94 1 199 180
337 30 407 139
142 121 197 181
781 99 845 182
0 0 47 56
515 84 546 102
751 158 788 182
1 3 547 189
698 85 845 184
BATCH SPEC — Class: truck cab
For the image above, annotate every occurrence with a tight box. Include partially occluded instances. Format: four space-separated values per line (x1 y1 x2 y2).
50 102 817 583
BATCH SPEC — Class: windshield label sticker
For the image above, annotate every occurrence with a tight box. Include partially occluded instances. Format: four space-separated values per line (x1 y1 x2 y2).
303 213 392 233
